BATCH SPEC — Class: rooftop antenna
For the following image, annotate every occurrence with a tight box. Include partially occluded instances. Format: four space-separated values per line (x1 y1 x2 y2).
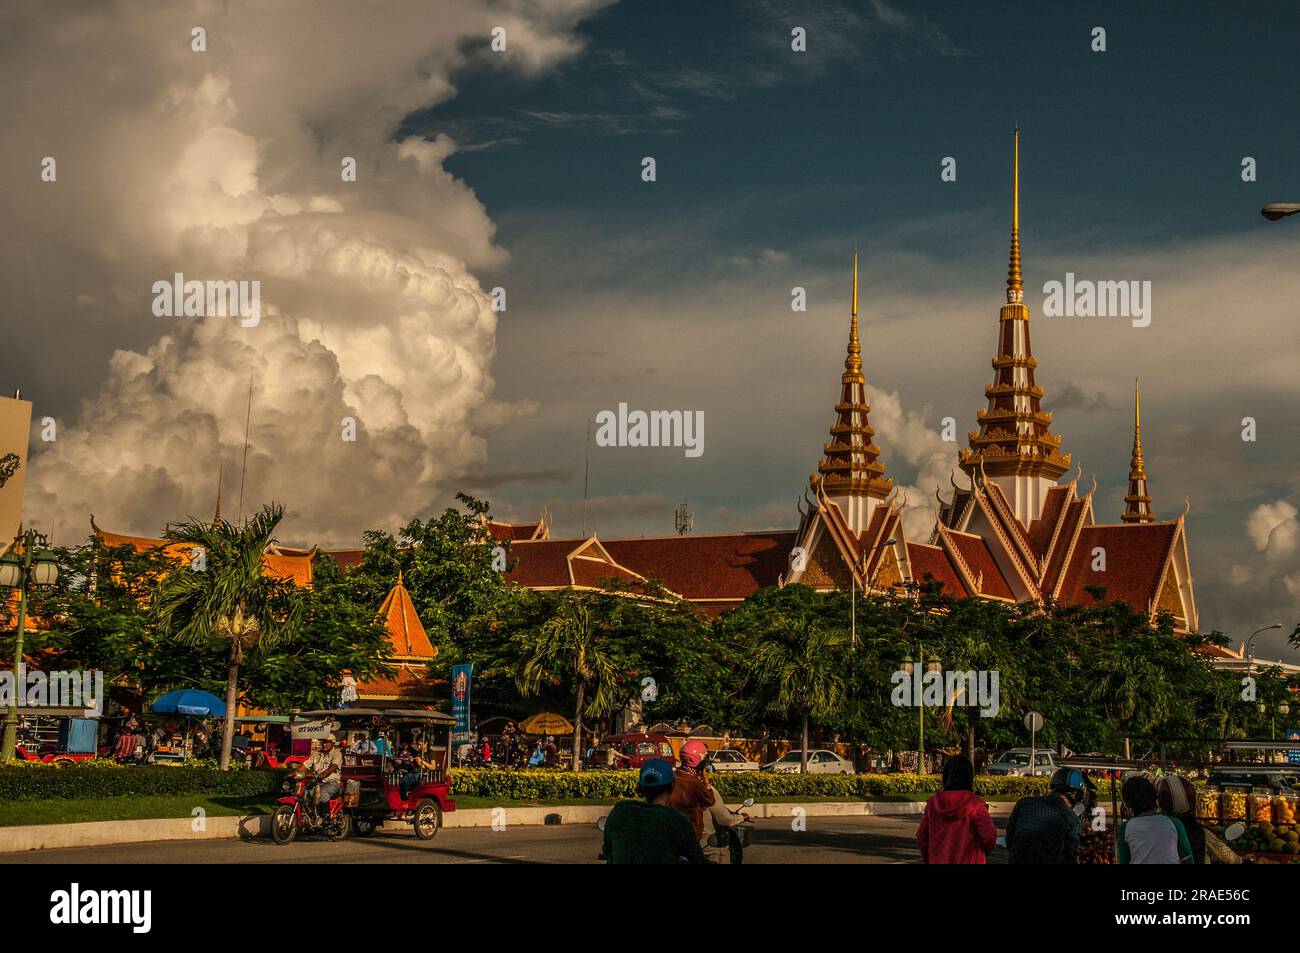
581 418 591 537
236 373 253 525
675 500 694 536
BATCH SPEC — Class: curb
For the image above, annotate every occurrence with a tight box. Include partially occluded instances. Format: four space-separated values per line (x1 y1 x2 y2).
0 800 1013 852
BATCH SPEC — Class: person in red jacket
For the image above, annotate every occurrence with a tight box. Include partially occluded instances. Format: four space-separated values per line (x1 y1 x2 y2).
916 756 998 864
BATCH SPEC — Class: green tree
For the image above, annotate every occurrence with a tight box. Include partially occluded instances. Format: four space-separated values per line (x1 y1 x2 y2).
731 585 848 773
152 504 304 769
516 594 625 770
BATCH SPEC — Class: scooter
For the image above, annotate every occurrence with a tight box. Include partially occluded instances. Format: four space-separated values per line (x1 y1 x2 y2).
271 772 350 844
705 797 756 864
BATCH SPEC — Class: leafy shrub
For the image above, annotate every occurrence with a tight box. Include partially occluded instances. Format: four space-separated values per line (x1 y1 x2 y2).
0 761 285 801
447 768 1053 801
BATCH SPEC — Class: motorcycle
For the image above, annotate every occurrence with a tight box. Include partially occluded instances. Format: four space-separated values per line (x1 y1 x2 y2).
706 797 755 864
271 772 350 844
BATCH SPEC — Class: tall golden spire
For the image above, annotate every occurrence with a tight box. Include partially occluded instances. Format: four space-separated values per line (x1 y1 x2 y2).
213 464 223 525
1007 127 1022 303
1122 378 1156 523
847 249 861 374
811 252 892 499
960 128 1070 507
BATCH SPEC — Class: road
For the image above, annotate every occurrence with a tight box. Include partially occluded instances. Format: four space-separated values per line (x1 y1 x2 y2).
0 813 1009 864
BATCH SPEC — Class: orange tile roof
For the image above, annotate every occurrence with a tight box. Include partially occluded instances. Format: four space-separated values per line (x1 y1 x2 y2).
376 576 436 659
1057 523 1179 612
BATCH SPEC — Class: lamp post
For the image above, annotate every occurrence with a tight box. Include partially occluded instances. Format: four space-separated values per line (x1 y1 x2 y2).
902 644 941 775
0 529 60 761
1244 623 1283 677
1257 701 1292 742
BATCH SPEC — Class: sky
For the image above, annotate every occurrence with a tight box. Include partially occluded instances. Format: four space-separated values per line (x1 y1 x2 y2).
2 0 1298 656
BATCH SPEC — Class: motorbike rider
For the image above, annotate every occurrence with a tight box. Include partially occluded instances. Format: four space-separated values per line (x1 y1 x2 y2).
670 739 719 841
1005 766 1090 864
301 736 343 814
602 759 708 864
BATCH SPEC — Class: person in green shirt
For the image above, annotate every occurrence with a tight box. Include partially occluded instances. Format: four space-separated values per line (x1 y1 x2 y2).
602 759 709 864
1116 775 1195 864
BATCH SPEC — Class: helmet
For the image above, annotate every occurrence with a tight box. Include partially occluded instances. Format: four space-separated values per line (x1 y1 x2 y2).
679 739 709 769
637 758 676 795
1049 767 1088 804
1156 774 1196 815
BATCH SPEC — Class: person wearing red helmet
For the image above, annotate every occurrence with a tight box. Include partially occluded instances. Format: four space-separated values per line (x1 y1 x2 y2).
671 739 717 840
1155 774 1206 863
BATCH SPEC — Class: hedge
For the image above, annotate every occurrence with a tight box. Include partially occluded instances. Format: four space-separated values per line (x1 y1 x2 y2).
0 762 286 801
446 768 1053 801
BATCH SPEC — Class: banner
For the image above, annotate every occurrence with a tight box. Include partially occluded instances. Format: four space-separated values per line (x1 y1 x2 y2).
290 718 338 740
450 664 473 746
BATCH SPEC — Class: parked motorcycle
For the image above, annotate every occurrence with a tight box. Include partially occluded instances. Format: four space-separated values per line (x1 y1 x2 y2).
271 773 350 844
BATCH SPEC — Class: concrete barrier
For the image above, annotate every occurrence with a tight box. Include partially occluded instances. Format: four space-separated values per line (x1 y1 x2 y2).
0 799 1014 852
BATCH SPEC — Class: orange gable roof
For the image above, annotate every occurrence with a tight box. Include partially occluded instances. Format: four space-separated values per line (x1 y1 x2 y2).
376 575 436 659
1056 522 1179 613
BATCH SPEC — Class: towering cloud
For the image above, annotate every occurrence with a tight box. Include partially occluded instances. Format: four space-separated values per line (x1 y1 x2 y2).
2 0 608 544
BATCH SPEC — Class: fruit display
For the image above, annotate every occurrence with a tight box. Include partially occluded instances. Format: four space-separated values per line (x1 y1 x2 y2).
1224 821 1300 856
1250 794 1275 823
1221 791 1248 820
1276 797 1298 825
1196 790 1220 821
1078 829 1114 864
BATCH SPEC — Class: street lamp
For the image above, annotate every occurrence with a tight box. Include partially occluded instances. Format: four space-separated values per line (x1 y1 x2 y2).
1261 203 1300 221
1244 623 1283 676
0 529 60 761
901 646 942 774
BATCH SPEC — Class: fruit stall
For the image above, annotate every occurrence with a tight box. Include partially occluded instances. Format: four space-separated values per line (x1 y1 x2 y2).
1199 741 1300 864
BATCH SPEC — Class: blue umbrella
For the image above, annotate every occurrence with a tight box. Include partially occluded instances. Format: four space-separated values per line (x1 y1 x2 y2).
151 689 226 717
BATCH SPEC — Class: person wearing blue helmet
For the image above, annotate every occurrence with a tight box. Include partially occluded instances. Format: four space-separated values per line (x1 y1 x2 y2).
1005 766 1089 864
601 758 709 864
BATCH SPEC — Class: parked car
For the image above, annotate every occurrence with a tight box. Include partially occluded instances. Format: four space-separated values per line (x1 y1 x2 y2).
708 748 759 772
985 748 1058 777
588 732 676 770
762 749 855 775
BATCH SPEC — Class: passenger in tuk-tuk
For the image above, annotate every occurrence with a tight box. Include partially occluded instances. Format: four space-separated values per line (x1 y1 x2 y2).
374 732 393 757
394 742 420 799
351 730 378 755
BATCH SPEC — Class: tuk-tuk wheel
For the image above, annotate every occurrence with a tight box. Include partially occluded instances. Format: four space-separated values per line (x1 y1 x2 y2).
413 798 442 840
353 817 379 837
271 805 299 845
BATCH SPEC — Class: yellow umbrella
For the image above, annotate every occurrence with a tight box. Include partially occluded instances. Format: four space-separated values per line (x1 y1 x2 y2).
519 712 573 735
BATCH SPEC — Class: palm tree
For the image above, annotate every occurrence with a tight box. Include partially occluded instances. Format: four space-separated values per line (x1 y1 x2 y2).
748 610 848 773
1090 645 1171 759
516 596 622 771
152 504 303 770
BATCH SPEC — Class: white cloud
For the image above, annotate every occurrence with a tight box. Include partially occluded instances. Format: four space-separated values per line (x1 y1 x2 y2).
3 0 610 545
1246 500 1298 557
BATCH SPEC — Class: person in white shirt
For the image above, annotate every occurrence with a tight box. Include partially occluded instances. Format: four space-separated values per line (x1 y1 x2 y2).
302 737 343 810
351 731 378 755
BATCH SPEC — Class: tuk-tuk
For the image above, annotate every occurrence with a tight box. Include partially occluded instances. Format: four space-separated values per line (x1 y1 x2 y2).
299 709 458 840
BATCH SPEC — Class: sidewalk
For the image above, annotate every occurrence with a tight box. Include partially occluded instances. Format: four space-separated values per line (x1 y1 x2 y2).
0 800 1015 853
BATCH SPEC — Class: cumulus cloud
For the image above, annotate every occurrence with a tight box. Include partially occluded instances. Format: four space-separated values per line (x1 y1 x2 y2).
2 0 609 545
1246 500 1299 557
866 385 952 539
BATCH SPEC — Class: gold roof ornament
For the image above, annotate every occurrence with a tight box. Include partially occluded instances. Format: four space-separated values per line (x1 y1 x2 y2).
1122 378 1156 523
811 252 893 497
960 128 1071 483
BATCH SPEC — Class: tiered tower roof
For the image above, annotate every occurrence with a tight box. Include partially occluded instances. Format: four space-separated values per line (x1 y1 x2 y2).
1122 379 1156 523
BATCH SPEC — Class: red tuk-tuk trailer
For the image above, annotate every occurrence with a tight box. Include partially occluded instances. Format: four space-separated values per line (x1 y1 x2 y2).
299 709 458 840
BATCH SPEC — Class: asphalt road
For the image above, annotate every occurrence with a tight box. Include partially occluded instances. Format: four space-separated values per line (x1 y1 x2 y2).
0 813 1009 865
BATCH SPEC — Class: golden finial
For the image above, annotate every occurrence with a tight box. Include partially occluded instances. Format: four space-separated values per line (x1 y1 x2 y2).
1007 128 1023 303
1132 378 1145 469
846 250 862 375
213 464 223 525
397 567 404 587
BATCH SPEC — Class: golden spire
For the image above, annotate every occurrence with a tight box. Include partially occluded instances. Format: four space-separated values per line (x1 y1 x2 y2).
213 464 223 525
1007 128 1022 303
846 250 862 375
1122 378 1156 523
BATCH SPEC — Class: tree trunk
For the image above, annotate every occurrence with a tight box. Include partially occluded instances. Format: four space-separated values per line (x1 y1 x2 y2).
965 711 976 770
219 641 241 771
801 711 809 774
1123 734 1131 761
572 680 585 772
